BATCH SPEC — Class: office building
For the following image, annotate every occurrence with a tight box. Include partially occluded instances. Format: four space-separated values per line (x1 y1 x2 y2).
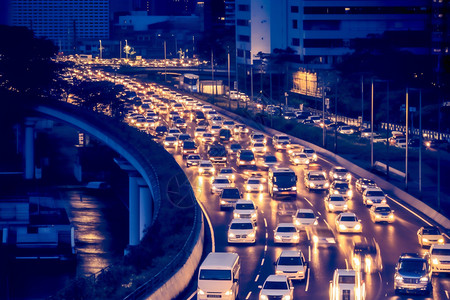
9 0 109 54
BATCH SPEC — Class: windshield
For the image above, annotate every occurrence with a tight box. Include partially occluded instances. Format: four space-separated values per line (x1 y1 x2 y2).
248 179 260 184
423 228 441 235
277 227 296 233
188 155 200 160
354 246 377 255
310 174 325 180
278 136 290 141
230 222 253 230
165 136 176 141
265 156 277 162
375 207 391 213
240 152 255 160
274 173 296 187
304 149 314 154
253 134 264 139
263 281 288 290
297 212 315 219
220 169 232 174
432 249 450 256
236 203 255 210
334 183 349 189
338 275 356 284
254 143 264 147
214 179 230 184
330 196 345 202
341 216 357 222
279 256 302 266
399 260 427 272
366 191 384 197
222 189 240 199
196 128 206 132
200 162 212 167
231 144 241 150
199 270 231 281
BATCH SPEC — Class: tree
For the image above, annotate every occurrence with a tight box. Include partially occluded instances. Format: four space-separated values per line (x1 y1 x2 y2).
0 25 59 98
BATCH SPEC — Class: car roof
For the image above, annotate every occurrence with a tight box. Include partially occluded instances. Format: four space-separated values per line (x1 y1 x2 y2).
365 187 383 192
335 269 356 276
277 223 296 227
339 212 357 217
200 160 212 164
430 244 450 250
265 275 288 282
296 208 314 213
235 199 254 205
214 176 229 180
230 218 253 224
371 203 391 209
333 166 347 171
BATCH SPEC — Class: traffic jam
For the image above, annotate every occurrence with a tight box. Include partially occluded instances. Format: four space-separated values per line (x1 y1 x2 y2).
77 68 450 300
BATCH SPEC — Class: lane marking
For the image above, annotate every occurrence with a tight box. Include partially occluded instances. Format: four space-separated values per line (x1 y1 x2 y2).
345 259 349 270
317 211 322 216
445 290 449 299
261 210 264 214
264 245 268 252
245 291 252 300
305 268 311 292
266 233 269 239
304 197 313 207
306 230 310 241
195 193 216 253
324 219 331 230
264 218 268 227
187 291 196 300
255 274 260 282
308 245 311 261
386 195 433 227
261 258 265 266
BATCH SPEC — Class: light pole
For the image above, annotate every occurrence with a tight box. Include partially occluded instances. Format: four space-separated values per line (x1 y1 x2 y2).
228 50 231 109
99 40 103 60
370 79 374 168
322 86 326 147
211 49 215 95
125 40 129 59
405 87 409 190
164 40 167 82
361 75 364 127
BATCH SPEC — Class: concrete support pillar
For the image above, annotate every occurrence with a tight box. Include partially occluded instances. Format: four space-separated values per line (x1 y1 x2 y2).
129 174 140 246
24 120 35 180
138 184 152 240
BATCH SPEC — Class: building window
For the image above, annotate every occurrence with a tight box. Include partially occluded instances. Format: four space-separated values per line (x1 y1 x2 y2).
238 35 250 42
237 49 244 57
292 19 298 29
304 39 344 48
238 4 249 11
237 19 249 26
292 38 300 46
291 6 299 13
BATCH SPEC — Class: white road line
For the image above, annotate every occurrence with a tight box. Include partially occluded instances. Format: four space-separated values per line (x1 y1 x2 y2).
264 218 268 227
255 274 260 282
196 194 216 252
261 210 264 214
305 268 311 292
445 290 449 299
245 291 252 300
324 219 331 229
308 245 311 262
306 230 310 241
186 291 196 300
266 233 269 239
264 245 268 252
304 197 313 207
386 195 433 227
345 259 349 270
261 258 265 266
317 211 322 216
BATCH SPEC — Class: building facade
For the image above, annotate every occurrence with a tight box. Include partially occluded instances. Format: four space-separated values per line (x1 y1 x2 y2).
236 0 431 68
10 0 109 54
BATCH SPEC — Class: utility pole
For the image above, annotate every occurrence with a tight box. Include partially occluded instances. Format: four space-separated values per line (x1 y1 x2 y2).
361 75 364 127
322 86 326 147
125 40 129 59
370 79 374 168
419 89 422 195
211 49 215 96
99 40 103 60
405 88 409 190
228 50 231 109
334 78 338 153
164 40 167 82
119 40 122 59
386 81 390 178
250 65 253 110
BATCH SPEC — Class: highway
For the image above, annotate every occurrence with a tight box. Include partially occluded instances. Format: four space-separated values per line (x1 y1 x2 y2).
79 68 450 299
157 108 450 300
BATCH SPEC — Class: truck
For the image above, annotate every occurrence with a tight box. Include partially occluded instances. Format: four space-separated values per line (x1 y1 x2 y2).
208 144 227 165
268 168 297 199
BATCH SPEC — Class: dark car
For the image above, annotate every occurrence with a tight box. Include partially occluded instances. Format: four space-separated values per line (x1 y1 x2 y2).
394 253 432 295
192 111 206 123
219 129 233 143
155 125 168 137
355 178 377 193
229 143 242 154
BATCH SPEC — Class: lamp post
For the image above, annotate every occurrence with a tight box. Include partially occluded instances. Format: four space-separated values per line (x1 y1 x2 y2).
322 86 326 147
405 87 409 190
164 40 167 82
125 40 129 59
228 49 231 109
99 40 103 60
370 79 374 168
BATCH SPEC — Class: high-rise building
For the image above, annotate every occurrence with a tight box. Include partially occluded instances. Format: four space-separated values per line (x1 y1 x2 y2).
135 0 197 15
9 0 109 54
236 0 431 68
225 0 235 27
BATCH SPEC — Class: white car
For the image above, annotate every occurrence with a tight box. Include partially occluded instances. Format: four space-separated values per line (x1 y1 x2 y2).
324 194 348 213
329 181 353 199
274 223 300 244
210 116 223 125
275 250 308 280
335 212 362 233
251 133 266 144
222 120 236 130
233 200 257 223
293 208 318 229
290 152 310 165
329 269 365 300
163 135 178 148
252 142 267 154
369 204 395 223
194 126 207 138
430 244 450 273
210 125 222 135
287 144 303 155
210 176 232 194
201 132 216 144
218 167 236 183
167 127 182 138
417 226 445 247
245 177 264 193
302 147 318 161
362 188 386 206
259 275 294 300
338 126 355 135
227 219 256 243
198 160 215 176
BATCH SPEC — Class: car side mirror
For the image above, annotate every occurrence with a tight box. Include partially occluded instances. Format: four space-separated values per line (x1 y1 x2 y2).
258 285 263 289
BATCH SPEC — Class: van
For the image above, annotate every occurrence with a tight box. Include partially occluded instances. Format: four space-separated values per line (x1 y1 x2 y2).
197 252 240 300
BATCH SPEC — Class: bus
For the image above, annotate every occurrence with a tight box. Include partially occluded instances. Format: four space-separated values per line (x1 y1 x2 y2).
181 73 200 92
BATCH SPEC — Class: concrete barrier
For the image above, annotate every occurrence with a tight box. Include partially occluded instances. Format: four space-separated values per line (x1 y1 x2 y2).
209 104 450 230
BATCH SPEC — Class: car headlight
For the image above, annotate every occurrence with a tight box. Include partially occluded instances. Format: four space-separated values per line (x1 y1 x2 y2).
231 174 235 180
264 147 267 152
259 185 263 191
389 213 394 219
310 183 315 188
313 219 318 225
329 204 335 209
275 235 281 240
313 154 317 160
344 204 348 209
246 186 251 191
260 295 269 300
422 238 429 242
248 232 256 238
306 159 310 164
228 233 235 238
282 296 291 300
313 235 318 243
164 142 169 145
295 220 301 225
198 289 205 295
324 182 329 188
334 190 339 194
292 186 297 191
273 187 279 191
224 289 233 296
432 258 439 265
234 213 240 218
293 234 299 239
251 161 255 164
439 238 444 243
252 213 257 219
199 168 204 173
381 199 386 204
347 190 353 197
420 276 429 283
395 275 404 282
353 257 361 266
354 224 362 230
212 168 216 172
333 174 338 178
367 199 373 204
346 174 352 180
339 224 347 230
294 159 300 163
